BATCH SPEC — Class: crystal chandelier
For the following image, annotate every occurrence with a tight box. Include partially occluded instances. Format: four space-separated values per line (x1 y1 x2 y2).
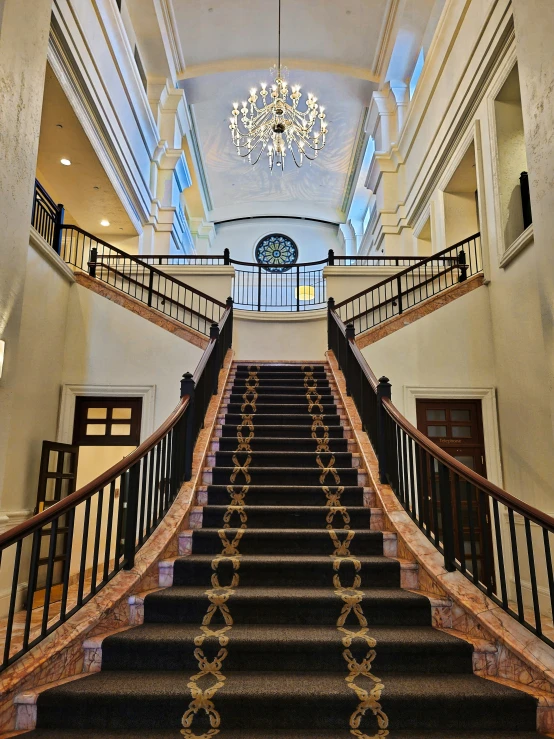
229 0 328 170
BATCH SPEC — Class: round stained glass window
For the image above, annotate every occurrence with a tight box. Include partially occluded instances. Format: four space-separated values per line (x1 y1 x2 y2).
255 233 299 273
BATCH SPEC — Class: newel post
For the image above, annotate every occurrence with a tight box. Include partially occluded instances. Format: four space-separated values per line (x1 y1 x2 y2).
89 246 98 278
224 248 231 266
328 248 335 266
122 462 140 570
345 323 355 397
181 372 196 481
327 297 335 352
457 250 468 282
53 204 65 256
210 322 220 395
377 376 392 484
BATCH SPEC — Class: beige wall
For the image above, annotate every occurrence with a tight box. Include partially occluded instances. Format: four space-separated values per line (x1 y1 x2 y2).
234 312 327 361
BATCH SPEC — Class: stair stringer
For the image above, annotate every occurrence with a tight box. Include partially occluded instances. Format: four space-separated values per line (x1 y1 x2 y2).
0 351 234 735
327 348 554 736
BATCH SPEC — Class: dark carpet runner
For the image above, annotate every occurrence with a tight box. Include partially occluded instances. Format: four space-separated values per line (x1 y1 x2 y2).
22 363 543 738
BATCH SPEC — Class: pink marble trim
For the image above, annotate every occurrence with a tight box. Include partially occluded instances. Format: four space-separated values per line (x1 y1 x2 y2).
356 274 485 349
0 351 234 734
74 272 209 350
326 350 554 711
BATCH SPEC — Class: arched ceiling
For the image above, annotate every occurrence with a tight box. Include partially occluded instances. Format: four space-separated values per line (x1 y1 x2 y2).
171 0 438 223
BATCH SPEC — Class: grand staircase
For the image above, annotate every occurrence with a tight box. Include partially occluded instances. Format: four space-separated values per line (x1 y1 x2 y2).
19 362 543 738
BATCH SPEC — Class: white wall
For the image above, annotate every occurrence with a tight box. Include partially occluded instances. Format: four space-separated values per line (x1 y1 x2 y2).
62 283 203 431
234 312 327 361
210 218 343 263
361 285 496 418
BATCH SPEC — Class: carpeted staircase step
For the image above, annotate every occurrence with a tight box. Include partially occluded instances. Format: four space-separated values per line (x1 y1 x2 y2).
217 436 349 452
235 365 327 374
173 553 397 587
211 466 359 485
220 424 347 438
20 730 547 738
143 586 431 626
231 383 332 394
205 484 365 506
33 670 538 731
200 504 370 529
214 450 352 468
226 402 338 414
100 623 474 673
189 528 382 555
224 413 342 426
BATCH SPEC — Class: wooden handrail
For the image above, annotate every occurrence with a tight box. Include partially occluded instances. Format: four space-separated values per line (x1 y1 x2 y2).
381 397 554 532
334 233 480 309
62 225 226 308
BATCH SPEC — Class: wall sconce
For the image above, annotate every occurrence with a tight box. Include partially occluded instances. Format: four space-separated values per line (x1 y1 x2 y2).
295 285 315 301
0 340 5 379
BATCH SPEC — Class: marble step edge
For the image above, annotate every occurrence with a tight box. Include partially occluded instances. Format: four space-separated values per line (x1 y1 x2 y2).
177 528 398 558
194 486 377 508
186 505 384 532
201 468 369 485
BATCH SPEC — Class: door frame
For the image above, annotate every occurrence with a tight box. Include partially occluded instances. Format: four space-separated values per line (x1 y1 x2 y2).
57 384 156 445
403 386 503 489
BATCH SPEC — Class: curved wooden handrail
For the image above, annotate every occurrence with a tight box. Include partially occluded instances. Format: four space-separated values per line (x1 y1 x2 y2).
62 225 226 308
334 233 480 309
381 397 554 532
0 396 191 550
229 256 329 268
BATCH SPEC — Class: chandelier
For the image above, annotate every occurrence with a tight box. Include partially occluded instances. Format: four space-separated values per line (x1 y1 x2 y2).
229 0 329 171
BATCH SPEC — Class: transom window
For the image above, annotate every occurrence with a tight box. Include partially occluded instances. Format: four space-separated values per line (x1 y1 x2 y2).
255 233 298 272
73 397 142 446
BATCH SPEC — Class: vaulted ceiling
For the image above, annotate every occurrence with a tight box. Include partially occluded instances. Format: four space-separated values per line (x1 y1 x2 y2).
172 0 437 224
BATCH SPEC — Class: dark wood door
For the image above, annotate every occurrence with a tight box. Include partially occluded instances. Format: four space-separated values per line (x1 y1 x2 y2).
73 397 142 446
32 441 80 608
416 398 494 588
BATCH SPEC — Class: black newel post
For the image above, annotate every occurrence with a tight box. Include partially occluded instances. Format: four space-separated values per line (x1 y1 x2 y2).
438 462 456 572
457 250 468 282
181 372 196 481
53 204 65 256
88 246 98 278
123 463 140 570
377 376 392 485
327 297 335 351
520 171 533 230
226 296 234 347
328 248 335 266
345 323 355 397
210 322 220 395
224 248 231 266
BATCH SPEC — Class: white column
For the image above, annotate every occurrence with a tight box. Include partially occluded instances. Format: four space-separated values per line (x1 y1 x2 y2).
390 82 410 134
372 86 398 150
512 0 554 440
0 0 52 509
339 223 357 257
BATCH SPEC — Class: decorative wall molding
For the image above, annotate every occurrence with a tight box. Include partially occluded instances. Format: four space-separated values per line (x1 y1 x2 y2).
0 510 33 535
499 225 534 269
403 384 504 489
29 229 75 284
57 384 156 446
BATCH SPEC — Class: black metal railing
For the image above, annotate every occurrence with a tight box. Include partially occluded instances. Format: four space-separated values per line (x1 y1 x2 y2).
60 226 226 337
520 172 533 230
334 234 482 334
329 307 554 649
0 305 233 673
31 180 64 252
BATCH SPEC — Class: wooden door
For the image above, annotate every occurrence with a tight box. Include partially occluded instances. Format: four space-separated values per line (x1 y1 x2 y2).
32 442 80 608
416 399 494 588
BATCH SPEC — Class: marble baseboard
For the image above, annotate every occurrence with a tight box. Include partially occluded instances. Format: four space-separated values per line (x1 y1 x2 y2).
326 349 554 712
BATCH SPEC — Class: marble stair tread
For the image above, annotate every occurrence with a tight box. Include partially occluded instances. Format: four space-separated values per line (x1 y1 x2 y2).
200 504 371 528
31 671 538 731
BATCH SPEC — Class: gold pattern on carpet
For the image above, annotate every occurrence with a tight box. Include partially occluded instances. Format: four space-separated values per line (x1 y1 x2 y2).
182 368 259 738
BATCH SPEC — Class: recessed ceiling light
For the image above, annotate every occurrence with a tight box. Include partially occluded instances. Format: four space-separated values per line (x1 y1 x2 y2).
56 124 63 129
60 158 71 166
100 219 110 227
93 186 100 190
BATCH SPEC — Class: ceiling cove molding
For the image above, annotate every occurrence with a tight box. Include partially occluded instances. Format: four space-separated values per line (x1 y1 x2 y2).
186 105 214 213
48 11 150 231
214 215 340 227
340 106 371 217
178 58 378 83
154 0 186 81
371 0 402 79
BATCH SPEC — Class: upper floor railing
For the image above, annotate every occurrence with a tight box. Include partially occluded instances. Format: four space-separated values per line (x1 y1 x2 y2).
328 306 554 649
334 233 482 334
32 180 64 252
60 226 226 337
0 304 233 673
